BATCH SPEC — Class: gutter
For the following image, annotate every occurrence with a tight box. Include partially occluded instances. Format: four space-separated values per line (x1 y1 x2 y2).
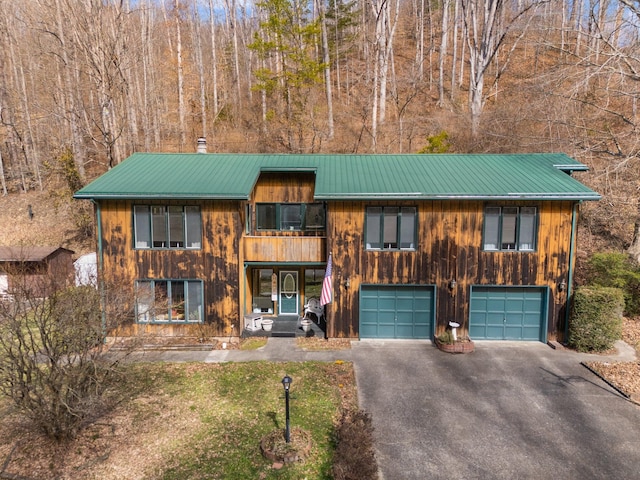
92 200 107 341
564 201 580 343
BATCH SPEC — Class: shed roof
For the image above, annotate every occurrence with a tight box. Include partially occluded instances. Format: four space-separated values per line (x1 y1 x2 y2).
0 246 74 262
74 153 600 201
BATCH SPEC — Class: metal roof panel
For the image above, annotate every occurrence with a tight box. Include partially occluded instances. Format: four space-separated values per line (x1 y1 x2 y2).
74 153 600 201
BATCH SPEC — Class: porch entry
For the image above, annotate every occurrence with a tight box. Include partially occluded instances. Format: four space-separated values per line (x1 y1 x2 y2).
249 267 325 317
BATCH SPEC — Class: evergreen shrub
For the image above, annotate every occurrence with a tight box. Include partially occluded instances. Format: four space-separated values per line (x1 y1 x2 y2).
569 286 624 352
586 252 640 316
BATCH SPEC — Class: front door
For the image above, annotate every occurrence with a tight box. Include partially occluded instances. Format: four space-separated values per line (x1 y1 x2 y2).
279 271 299 315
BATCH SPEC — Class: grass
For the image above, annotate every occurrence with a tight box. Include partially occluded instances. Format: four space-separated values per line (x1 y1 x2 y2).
0 361 357 479
240 337 269 350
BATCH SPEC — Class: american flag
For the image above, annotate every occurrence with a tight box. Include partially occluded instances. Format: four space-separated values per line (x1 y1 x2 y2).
320 253 333 306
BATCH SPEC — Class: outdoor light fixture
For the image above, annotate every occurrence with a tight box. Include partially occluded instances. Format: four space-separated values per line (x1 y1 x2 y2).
282 374 292 391
282 375 292 443
558 280 566 292
449 279 457 290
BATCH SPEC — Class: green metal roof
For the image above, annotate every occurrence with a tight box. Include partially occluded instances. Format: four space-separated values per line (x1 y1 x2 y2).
73 152 600 201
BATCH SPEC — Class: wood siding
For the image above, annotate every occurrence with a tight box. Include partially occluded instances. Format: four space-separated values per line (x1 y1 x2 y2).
96 170 578 342
98 199 243 336
326 200 577 341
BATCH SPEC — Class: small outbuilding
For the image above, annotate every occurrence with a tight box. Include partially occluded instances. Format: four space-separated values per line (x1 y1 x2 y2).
0 246 75 298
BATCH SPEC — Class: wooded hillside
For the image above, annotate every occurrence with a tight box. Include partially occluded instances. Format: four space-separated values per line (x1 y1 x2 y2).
0 0 638 260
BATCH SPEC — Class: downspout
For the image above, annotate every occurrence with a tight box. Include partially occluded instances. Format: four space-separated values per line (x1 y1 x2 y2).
92 199 107 341
564 201 580 343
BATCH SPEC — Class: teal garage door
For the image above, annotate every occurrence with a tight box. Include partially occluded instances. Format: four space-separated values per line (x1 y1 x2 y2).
469 287 547 341
360 286 434 339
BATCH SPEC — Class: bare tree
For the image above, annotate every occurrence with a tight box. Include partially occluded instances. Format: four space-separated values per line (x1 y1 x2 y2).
460 0 542 137
175 0 187 151
438 0 451 107
369 0 399 150
317 0 335 139
0 268 133 441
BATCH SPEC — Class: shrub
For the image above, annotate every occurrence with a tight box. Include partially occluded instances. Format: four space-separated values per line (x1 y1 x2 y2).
569 286 624 352
0 275 128 441
586 252 640 316
332 409 378 480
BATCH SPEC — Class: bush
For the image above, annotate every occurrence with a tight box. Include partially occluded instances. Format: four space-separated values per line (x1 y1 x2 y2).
569 286 624 353
332 409 378 480
586 252 640 316
0 278 125 441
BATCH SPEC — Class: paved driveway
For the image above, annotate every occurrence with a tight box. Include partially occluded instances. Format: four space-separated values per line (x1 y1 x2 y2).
351 341 640 480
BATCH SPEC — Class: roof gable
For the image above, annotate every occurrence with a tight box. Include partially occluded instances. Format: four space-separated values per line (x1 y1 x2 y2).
74 153 600 202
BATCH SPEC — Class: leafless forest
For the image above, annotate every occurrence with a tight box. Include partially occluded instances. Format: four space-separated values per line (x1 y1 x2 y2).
0 0 639 258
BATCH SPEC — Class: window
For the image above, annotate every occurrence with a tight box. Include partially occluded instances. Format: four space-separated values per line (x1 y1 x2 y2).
365 206 416 250
256 203 326 231
252 269 274 313
135 279 203 323
304 268 324 299
134 205 201 249
483 206 537 252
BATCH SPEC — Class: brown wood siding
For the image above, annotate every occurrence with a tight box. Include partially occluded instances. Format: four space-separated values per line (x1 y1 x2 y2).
326 200 577 341
98 199 242 337
243 236 325 262
252 172 316 203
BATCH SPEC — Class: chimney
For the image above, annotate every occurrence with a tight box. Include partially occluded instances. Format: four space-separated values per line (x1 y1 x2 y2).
197 137 207 153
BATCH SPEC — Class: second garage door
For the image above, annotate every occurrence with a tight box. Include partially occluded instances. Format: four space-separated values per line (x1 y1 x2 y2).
469 287 547 341
360 286 434 339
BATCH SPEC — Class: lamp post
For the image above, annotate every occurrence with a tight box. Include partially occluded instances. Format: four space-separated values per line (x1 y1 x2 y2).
281 375 292 443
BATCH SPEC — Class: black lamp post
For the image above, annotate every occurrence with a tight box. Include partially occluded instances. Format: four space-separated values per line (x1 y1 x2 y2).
282 375 292 443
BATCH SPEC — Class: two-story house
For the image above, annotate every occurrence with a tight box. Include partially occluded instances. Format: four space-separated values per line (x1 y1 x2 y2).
74 151 600 343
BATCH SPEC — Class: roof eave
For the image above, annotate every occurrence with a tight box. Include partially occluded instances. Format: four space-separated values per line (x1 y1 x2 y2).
73 193 250 200
314 193 602 201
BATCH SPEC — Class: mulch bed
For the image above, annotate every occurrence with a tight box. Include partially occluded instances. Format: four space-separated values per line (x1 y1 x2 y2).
583 317 640 402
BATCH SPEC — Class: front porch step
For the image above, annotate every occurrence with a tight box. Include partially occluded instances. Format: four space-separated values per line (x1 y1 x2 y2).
242 316 324 339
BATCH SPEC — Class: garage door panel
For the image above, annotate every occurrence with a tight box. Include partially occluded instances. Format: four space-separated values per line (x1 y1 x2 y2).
361 296 379 310
377 325 397 337
360 286 434 339
485 326 506 339
487 298 506 310
523 313 541 326
470 287 546 341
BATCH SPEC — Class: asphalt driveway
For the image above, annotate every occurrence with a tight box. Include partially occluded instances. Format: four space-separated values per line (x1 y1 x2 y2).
351 341 640 480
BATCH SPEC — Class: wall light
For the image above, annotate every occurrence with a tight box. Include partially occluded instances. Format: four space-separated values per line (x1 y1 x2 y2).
558 280 566 292
449 279 457 290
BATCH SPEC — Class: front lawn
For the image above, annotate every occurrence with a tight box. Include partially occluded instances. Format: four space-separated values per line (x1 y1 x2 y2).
0 361 357 479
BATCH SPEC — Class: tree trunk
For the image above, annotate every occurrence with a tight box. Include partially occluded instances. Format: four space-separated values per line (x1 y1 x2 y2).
208 0 220 118
192 3 207 139
55 0 86 179
316 0 334 139
629 205 640 263
438 0 451 107
175 0 186 151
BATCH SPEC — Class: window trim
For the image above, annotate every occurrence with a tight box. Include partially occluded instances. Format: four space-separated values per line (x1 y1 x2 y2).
365 206 417 251
482 205 538 252
133 205 202 250
135 279 204 324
